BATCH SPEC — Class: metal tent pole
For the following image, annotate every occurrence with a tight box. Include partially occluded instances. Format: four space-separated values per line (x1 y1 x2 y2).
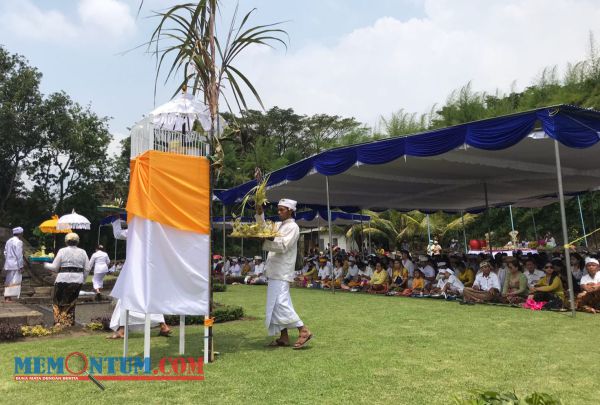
484 182 492 256
577 195 588 247
325 176 335 294
426 214 431 243
531 208 538 241
222 205 226 285
509 205 515 232
461 211 468 254
554 140 576 317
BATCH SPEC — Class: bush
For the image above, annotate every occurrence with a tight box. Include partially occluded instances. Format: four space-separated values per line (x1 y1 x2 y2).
91 316 112 331
454 390 563 405
0 323 24 341
164 303 244 326
213 283 227 292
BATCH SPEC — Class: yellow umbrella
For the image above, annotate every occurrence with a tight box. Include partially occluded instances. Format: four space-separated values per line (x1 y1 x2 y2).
39 215 71 234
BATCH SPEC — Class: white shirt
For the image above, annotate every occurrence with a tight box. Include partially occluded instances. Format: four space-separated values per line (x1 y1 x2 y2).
3 236 23 270
111 219 128 240
420 265 435 280
318 265 331 279
347 264 359 277
89 250 110 274
364 265 374 278
257 214 300 283
45 246 90 284
437 274 464 293
333 266 344 279
229 263 241 276
402 259 415 277
473 272 501 291
524 269 545 287
253 262 265 276
580 272 600 285
571 267 587 281
496 267 507 289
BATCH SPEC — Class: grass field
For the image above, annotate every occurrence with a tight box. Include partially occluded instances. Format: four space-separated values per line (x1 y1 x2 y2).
2 285 600 404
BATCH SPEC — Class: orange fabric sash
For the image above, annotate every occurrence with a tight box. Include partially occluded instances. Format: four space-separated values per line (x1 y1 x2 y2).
126 150 210 234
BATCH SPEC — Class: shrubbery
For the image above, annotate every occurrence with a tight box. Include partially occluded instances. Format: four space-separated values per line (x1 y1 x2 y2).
164 303 243 326
0 323 23 341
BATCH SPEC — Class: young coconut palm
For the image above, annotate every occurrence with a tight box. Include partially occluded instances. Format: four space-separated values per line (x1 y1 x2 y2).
147 1 287 174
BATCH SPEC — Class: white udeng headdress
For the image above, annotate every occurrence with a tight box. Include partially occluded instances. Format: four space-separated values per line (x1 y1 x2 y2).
278 198 297 211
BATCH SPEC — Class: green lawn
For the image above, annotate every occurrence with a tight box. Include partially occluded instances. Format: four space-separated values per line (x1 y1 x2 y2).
1 285 600 404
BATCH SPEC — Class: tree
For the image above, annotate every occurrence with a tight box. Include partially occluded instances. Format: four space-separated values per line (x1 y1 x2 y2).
0 47 44 224
302 114 361 155
26 92 112 213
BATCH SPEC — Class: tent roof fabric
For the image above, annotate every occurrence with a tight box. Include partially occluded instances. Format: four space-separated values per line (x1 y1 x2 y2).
215 105 600 212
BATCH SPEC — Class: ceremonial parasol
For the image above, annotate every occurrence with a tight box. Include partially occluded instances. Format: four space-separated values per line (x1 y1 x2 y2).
57 209 91 230
148 91 226 133
39 215 71 234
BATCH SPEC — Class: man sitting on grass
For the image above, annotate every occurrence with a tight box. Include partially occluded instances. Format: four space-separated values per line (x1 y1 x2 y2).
316 257 332 288
523 258 545 288
462 261 500 304
576 257 600 313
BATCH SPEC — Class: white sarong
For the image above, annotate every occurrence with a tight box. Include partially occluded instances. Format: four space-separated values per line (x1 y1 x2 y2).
109 299 165 331
93 273 106 290
265 279 303 336
4 270 22 298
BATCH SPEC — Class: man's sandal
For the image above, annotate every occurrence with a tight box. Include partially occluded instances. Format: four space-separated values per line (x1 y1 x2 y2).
106 333 123 339
159 329 173 337
292 333 313 350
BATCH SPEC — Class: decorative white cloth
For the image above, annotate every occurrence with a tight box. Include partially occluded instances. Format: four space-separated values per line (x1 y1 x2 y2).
44 246 90 284
3 236 23 270
110 216 210 315
265 279 303 336
111 219 128 240
109 299 165 331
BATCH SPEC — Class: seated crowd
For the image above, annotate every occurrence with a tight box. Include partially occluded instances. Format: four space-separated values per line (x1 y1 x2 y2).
216 247 600 313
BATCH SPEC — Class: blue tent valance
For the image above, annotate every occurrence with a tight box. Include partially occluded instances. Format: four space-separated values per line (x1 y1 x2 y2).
215 105 600 212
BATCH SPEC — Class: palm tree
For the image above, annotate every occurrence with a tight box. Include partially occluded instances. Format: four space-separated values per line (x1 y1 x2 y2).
346 210 478 251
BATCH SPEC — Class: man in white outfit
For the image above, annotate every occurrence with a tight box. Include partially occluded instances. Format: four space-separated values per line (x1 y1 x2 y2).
3 227 25 302
107 218 171 339
256 199 312 349
89 245 110 294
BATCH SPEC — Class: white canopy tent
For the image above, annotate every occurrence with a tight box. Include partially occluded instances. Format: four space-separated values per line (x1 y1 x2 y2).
218 105 600 315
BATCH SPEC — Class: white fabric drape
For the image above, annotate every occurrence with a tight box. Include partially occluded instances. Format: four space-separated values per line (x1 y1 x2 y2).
110 216 210 315
265 280 303 336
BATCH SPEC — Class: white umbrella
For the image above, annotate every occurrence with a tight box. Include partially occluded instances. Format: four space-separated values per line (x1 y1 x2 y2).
148 92 226 134
57 209 91 230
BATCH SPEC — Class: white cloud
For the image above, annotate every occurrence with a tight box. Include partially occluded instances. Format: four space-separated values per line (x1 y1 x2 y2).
0 0 135 44
78 0 135 39
234 0 600 125
0 1 79 41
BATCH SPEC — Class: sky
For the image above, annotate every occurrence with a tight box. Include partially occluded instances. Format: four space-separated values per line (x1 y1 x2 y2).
0 0 599 156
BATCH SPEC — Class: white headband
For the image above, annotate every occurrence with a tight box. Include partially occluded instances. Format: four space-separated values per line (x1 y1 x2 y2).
585 257 599 266
12 227 23 235
278 198 297 211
